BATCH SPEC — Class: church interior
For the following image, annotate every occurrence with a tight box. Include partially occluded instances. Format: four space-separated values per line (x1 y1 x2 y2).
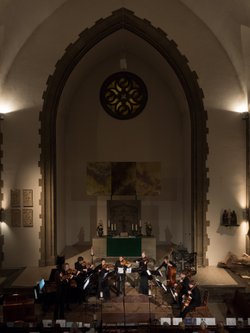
0 0 250 332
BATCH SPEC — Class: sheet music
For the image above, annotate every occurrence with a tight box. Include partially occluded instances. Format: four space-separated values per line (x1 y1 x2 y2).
118 267 124 274
226 318 236 326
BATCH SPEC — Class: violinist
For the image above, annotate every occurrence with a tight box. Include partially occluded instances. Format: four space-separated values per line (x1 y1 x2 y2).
115 256 130 296
157 256 177 287
53 262 72 319
136 251 150 295
96 258 112 300
179 279 201 318
74 256 88 303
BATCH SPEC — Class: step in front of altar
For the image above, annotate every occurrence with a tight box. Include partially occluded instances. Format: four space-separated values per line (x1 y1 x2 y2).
96 289 172 324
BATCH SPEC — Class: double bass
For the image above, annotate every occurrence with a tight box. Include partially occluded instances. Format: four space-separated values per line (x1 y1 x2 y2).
166 265 177 288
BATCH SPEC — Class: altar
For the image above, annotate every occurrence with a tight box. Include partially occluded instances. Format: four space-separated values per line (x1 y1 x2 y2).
92 236 156 259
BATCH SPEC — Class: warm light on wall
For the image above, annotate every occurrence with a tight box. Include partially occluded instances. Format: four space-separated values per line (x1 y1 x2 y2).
0 101 14 114
241 221 249 235
232 99 248 113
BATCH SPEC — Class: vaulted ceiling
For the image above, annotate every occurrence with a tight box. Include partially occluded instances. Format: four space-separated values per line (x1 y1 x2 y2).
0 0 250 112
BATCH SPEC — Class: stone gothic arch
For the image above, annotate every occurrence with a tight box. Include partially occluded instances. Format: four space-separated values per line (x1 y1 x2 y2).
40 8 208 267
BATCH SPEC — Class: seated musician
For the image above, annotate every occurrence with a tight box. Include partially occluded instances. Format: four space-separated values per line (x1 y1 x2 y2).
96 258 112 300
53 262 73 319
115 256 131 296
179 279 201 318
174 269 191 305
136 251 150 295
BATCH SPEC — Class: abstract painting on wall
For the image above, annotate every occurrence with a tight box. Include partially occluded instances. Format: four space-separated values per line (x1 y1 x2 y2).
86 162 111 195
136 162 161 195
86 162 161 196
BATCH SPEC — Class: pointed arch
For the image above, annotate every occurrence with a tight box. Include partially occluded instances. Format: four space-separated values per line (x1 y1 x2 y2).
40 8 208 266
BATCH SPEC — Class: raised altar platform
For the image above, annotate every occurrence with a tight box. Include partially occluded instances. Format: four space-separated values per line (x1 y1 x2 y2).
92 236 156 259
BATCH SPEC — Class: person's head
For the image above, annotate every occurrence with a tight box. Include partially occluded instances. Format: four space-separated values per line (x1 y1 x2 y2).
63 262 69 271
77 256 84 263
178 321 185 330
200 322 207 330
163 256 169 263
180 271 186 278
217 321 224 328
119 256 124 261
188 279 196 288
141 251 146 258
101 258 106 266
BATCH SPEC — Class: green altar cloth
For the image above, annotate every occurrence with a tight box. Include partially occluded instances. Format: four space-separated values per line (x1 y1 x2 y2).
107 237 141 256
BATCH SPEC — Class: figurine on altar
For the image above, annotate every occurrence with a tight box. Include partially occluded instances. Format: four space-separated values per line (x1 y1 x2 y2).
145 221 152 236
96 221 103 237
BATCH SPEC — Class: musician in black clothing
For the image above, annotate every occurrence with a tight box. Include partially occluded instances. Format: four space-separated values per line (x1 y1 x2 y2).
115 256 130 296
53 263 72 319
157 255 176 281
96 258 112 300
179 280 201 318
74 256 87 303
136 251 150 295
171 269 191 306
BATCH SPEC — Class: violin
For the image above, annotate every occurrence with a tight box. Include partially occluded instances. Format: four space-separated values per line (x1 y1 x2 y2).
61 268 78 281
102 263 115 270
120 259 131 267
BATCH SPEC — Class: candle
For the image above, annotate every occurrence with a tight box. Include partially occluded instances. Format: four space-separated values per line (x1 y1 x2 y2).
114 224 116 231
139 220 142 227
111 224 113 231
91 247 94 256
135 224 138 231
132 224 134 231
148 289 152 296
108 220 110 228
100 291 103 298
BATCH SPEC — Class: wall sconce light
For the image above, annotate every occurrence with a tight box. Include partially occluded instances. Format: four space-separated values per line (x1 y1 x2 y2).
0 208 5 223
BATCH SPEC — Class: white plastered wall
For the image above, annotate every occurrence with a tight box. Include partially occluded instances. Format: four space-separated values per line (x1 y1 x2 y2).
0 0 247 267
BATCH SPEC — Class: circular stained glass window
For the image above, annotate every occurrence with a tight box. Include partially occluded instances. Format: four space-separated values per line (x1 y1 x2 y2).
100 71 148 120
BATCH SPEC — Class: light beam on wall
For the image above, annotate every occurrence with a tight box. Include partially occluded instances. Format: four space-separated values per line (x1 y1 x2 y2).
0 101 14 114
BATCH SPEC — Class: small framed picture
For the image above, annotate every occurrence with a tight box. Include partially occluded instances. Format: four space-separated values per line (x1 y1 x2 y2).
11 189 21 207
11 209 21 227
23 209 33 227
23 189 33 207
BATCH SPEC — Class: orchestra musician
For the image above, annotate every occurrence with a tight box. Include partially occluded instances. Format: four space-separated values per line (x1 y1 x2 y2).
96 258 113 300
74 256 93 303
136 251 150 295
173 269 191 305
179 279 201 318
157 255 177 287
53 262 74 319
115 256 131 296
